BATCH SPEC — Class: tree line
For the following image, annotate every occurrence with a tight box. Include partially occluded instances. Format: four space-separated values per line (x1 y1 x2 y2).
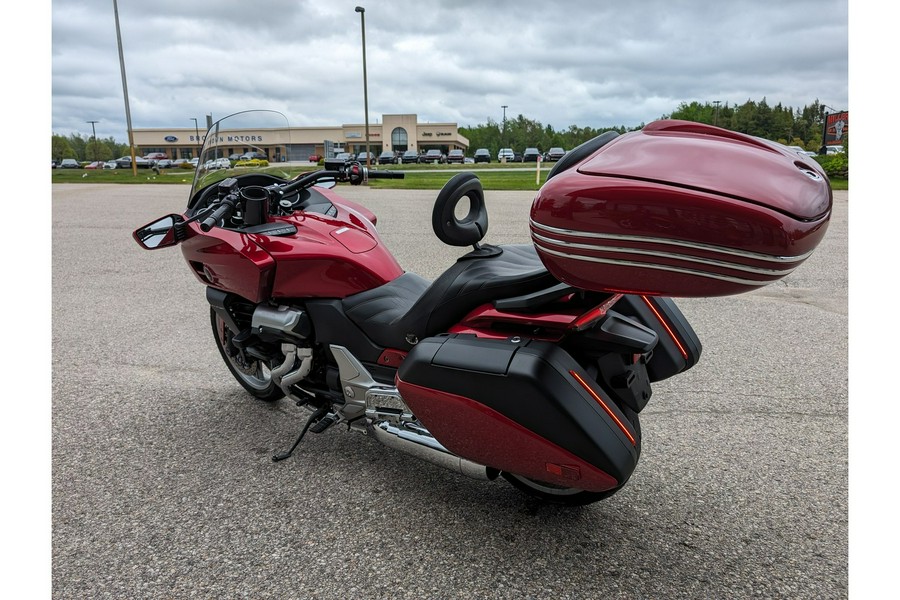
51 133 130 163
460 98 842 155
52 97 843 162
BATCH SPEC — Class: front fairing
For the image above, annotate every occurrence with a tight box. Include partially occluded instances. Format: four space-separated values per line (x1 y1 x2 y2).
179 110 403 302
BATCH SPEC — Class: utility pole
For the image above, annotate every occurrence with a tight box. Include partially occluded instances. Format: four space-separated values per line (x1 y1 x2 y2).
191 117 200 159
712 100 721 126
501 105 508 146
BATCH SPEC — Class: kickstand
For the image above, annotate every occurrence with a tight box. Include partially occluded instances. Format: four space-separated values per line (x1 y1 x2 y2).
272 406 329 462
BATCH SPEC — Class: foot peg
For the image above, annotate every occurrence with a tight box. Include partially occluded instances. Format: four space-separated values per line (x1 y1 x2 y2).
309 414 337 434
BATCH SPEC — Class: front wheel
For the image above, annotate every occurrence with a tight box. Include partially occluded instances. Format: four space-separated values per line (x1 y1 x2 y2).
210 308 285 401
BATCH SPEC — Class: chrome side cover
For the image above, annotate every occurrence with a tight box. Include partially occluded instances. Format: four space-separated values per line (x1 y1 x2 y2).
329 345 493 480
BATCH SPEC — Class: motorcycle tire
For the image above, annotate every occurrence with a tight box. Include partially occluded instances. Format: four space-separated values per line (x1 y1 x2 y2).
502 406 641 506
210 308 285 402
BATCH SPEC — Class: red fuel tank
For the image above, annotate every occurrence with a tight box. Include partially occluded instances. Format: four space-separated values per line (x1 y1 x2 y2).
530 120 832 297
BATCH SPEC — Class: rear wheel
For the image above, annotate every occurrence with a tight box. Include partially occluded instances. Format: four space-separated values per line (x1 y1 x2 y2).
502 406 640 505
210 308 285 401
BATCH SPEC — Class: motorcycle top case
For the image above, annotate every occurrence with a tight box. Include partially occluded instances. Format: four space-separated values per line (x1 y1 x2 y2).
396 334 640 492
530 120 833 297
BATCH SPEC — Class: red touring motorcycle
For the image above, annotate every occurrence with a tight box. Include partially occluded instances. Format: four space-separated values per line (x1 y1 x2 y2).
134 111 832 504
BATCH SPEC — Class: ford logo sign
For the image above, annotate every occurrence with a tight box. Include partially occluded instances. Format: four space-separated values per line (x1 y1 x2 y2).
164 135 178 142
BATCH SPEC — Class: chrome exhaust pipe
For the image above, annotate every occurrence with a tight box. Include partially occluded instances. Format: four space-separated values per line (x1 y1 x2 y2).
366 419 495 481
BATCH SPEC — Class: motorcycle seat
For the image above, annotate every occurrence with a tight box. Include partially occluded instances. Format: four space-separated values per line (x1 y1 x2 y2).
342 244 557 350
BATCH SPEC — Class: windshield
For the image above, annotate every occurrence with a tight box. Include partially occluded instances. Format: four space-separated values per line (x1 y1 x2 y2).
189 110 295 206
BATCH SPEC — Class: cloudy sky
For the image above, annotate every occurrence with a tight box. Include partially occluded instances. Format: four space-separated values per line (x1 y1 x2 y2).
49 0 848 142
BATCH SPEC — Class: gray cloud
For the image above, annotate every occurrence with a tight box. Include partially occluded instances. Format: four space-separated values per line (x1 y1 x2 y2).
51 0 848 141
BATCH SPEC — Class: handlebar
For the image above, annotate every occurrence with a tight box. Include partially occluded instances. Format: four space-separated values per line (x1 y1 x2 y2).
280 161 403 195
199 197 237 232
367 170 405 179
196 163 404 232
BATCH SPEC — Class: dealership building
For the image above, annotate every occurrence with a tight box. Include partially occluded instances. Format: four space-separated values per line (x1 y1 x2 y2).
132 114 469 162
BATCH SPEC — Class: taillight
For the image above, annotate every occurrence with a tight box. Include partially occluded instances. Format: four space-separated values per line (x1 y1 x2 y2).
640 295 688 359
569 370 636 446
569 293 623 331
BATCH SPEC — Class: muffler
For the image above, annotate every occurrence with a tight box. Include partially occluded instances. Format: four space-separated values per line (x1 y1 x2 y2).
366 418 495 481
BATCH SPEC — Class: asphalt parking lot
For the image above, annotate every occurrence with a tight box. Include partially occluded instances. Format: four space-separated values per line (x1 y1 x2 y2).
52 183 848 599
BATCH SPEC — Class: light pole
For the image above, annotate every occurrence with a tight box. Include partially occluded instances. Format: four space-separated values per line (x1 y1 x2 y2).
113 0 137 176
355 6 371 172
191 118 200 159
501 105 508 146
712 100 721 126
87 120 99 162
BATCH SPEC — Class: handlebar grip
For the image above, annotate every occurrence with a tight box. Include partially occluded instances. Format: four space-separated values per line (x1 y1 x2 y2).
367 170 405 179
199 202 234 232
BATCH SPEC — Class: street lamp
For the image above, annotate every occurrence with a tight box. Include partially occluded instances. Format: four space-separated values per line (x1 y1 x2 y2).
501 105 508 145
191 118 200 159
113 0 137 175
712 100 721 126
355 6 371 172
87 120 99 162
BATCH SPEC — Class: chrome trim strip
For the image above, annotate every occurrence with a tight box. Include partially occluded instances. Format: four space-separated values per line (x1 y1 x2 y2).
531 231 796 277
530 219 813 263
533 242 782 286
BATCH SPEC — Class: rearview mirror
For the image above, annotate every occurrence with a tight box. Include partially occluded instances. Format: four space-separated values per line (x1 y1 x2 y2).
133 214 181 250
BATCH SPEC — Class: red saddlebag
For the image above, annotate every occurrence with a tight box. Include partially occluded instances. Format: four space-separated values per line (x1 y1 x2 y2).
396 334 640 492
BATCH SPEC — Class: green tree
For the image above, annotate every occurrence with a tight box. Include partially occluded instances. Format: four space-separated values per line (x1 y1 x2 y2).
67 133 88 162
85 138 113 162
51 134 75 161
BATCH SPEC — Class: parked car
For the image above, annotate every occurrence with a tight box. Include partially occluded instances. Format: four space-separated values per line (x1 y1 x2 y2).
547 147 566 161
400 150 419 164
523 147 541 162
419 149 445 164
377 151 397 165
115 155 151 169
513 152 523 162
208 157 231 169
826 145 844 155
497 148 515 162
308 154 322 163
355 151 377 163
334 152 352 161
103 161 117 170
189 157 199 168
464 157 475 164
155 159 174 169
446 149 465 164
60 158 80 169
51 160 57 168
84 161 104 170
473 148 491 163
143 152 168 161
239 151 267 161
